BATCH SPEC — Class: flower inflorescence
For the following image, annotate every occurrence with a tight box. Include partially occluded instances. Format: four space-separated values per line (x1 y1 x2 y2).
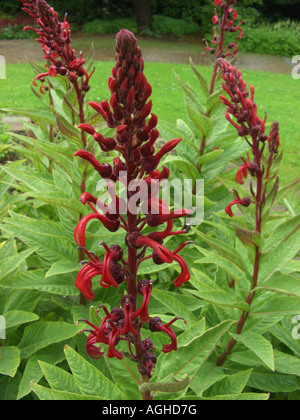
20 0 93 94
74 29 193 377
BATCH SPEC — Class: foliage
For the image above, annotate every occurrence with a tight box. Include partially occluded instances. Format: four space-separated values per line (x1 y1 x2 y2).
82 15 200 37
226 22 300 56
0 0 299 402
82 17 138 35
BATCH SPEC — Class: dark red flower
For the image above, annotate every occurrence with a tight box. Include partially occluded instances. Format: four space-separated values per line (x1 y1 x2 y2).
225 197 251 217
149 317 185 353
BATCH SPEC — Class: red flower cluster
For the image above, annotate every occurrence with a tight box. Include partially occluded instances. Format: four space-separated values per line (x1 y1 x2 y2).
202 0 243 60
75 29 193 377
20 0 92 92
217 58 268 217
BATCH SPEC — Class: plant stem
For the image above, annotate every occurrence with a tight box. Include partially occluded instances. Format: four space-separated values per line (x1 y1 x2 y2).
217 143 263 366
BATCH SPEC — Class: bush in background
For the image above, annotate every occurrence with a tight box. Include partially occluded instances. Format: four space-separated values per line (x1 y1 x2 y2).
225 20 300 56
83 15 200 37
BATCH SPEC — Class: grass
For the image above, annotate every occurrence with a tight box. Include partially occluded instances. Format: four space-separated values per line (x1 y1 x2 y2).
0 60 299 208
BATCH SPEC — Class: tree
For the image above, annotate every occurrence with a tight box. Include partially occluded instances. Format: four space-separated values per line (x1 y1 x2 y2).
133 0 152 32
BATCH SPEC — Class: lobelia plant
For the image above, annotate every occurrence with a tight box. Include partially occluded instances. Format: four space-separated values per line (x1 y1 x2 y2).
159 0 247 220
73 29 194 400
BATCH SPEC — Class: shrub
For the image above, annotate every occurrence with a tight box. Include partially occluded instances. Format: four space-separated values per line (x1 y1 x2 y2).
82 17 137 35
82 15 200 37
225 21 300 56
151 15 200 37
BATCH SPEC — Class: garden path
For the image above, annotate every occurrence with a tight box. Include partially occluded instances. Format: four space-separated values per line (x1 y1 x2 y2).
0 33 294 74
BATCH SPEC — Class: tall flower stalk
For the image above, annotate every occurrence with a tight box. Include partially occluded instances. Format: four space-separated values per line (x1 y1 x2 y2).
202 0 244 95
20 0 93 147
215 58 280 366
75 29 193 399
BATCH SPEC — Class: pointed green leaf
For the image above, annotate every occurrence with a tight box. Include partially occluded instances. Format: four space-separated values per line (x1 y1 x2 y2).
0 347 20 377
189 58 209 97
64 346 123 399
38 360 81 394
231 332 274 371
4 310 39 329
19 322 82 358
31 383 105 400
156 320 236 381
186 103 214 140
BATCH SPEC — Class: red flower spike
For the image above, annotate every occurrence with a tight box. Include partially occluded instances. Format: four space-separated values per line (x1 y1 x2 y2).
71 29 192 368
21 0 91 90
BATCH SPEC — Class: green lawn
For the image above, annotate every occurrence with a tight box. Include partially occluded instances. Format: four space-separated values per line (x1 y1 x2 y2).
1 60 299 207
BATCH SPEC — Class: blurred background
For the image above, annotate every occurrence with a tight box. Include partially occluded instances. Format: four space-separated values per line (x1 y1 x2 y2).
0 0 299 57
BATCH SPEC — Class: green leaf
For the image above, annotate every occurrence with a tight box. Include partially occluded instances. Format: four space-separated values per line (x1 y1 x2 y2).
31 384 105 400
2 213 76 264
231 332 274 371
189 269 249 312
186 103 214 140
64 346 123 399
0 346 20 377
56 112 81 143
0 108 56 126
205 369 253 397
198 149 224 165
38 360 81 394
162 155 199 181
1 269 78 296
189 362 228 396
206 89 223 116
151 289 199 324
4 310 39 329
193 229 245 268
256 272 300 298
251 295 300 317
173 70 205 114
45 260 79 278
155 320 236 382
247 371 300 393
270 324 300 358
19 322 82 359
0 247 36 282
195 245 248 285
17 342 66 399
189 58 209 97
23 191 85 214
